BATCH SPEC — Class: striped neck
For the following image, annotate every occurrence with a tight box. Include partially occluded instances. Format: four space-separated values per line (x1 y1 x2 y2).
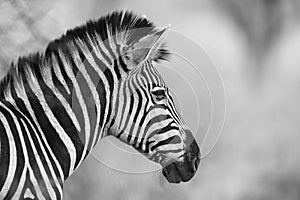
0 39 117 174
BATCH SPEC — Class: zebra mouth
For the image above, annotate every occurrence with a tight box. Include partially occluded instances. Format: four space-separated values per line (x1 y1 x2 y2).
162 160 198 183
162 162 183 183
162 139 200 183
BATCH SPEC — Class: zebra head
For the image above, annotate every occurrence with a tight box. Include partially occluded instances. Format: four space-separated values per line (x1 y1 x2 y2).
108 18 200 183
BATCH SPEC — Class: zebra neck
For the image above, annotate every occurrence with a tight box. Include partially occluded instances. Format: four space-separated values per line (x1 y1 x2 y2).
0 43 118 178
46 42 117 160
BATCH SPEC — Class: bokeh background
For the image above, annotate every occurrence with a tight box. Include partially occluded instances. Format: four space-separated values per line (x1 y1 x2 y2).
1 0 300 199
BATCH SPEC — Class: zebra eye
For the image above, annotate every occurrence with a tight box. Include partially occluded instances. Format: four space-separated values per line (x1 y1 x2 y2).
151 88 166 101
124 52 131 61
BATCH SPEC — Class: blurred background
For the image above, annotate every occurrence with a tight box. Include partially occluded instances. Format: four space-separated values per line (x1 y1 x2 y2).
1 0 300 199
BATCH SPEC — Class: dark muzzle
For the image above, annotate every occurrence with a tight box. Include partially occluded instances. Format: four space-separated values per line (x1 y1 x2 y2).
162 135 200 183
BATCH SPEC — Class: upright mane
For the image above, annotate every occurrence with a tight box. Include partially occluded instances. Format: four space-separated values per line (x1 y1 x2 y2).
0 10 169 99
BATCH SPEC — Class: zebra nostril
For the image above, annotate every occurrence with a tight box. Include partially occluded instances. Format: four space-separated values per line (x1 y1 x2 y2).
192 156 200 172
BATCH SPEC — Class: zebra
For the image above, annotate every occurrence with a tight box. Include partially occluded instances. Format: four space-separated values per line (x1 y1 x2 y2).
0 11 200 200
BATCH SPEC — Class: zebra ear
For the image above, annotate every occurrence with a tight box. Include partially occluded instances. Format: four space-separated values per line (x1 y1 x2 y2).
124 25 170 67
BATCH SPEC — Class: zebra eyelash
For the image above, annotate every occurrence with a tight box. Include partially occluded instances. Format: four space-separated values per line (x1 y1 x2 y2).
151 89 165 96
151 88 166 101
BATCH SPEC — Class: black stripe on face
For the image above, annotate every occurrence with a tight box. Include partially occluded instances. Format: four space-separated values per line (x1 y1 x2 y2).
144 113 170 134
150 135 181 152
117 80 129 131
149 147 183 162
108 82 121 135
147 121 179 139
122 76 135 131
166 94 183 125
138 104 169 142
132 85 143 123
126 73 143 137
128 85 143 136
146 62 163 86
145 139 155 154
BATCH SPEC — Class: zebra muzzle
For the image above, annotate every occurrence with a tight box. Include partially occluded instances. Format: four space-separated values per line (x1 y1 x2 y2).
162 138 200 183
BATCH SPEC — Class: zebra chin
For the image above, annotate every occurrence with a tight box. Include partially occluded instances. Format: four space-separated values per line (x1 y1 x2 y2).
162 139 200 183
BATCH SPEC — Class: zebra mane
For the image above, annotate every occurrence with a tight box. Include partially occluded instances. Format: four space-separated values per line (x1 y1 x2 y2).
0 10 169 98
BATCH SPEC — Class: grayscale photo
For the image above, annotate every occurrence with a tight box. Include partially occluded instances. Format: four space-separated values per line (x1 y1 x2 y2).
0 0 299 200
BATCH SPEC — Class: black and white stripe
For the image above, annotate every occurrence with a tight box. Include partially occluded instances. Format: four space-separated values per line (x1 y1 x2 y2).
0 10 188 199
